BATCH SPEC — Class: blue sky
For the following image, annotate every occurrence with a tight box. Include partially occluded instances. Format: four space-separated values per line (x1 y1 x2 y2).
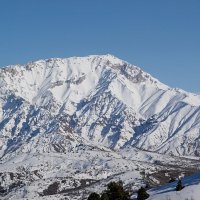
0 0 199 92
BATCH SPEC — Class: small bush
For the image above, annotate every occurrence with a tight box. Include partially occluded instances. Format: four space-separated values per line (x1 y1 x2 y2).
87 181 130 200
137 187 150 200
106 181 130 200
101 192 109 200
88 192 101 200
176 179 184 191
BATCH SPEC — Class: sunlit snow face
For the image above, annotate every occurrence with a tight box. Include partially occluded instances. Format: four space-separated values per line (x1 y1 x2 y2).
0 55 200 158
0 55 200 200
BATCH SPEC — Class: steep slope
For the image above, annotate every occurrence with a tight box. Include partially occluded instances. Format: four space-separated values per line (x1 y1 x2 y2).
0 54 200 158
1 54 200 199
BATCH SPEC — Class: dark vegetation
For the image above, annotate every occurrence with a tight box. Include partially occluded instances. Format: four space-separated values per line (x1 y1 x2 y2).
137 187 149 200
0 169 189 199
87 181 131 200
176 179 184 191
87 192 101 200
100 192 109 200
87 178 186 200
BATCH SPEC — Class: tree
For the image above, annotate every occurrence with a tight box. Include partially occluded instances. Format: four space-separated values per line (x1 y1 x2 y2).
88 192 101 200
106 181 130 200
176 179 184 191
101 192 109 200
137 187 149 200
87 181 130 200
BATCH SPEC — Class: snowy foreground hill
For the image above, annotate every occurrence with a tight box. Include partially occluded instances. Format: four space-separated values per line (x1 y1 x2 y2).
0 54 200 199
131 173 200 200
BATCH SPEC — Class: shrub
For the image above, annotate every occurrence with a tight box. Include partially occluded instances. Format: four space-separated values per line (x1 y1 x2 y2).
106 181 130 200
176 179 184 191
88 192 101 200
137 187 149 200
101 192 109 200
87 181 130 200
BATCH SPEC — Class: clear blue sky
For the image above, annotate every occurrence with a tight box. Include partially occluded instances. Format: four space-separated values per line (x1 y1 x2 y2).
0 0 199 92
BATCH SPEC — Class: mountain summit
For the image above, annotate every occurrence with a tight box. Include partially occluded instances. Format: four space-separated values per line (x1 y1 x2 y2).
0 54 200 159
1 55 200 199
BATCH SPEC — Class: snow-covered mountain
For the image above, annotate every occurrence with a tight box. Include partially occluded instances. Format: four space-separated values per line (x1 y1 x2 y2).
0 54 200 158
0 54 200 199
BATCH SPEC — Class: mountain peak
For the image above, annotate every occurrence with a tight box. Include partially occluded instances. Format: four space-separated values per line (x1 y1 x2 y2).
0 54 166 105
0 54 200 160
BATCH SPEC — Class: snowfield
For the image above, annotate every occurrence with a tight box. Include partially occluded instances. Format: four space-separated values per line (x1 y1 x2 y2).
0 54 200 199
133 173 200 200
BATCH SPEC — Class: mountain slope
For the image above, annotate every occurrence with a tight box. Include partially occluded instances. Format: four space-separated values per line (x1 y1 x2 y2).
1 54 200 199
133 173 200 200
0 54 200 158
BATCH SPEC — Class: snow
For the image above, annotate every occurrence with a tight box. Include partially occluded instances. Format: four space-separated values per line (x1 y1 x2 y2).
142 173 200 200
1 54 200 155
0 54 200 199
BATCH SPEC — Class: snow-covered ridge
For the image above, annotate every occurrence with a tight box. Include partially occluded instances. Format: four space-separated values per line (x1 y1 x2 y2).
0 54 200 159
0 54 167 104
1 54 200 199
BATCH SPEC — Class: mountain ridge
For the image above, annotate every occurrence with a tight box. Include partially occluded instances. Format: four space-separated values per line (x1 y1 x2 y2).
0 54 200 158
0 54 200 199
